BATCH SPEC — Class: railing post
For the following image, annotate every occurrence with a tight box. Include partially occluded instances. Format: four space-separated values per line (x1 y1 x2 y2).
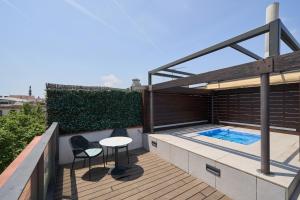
37 152 45 200
52 127 57 186
47 124 59 200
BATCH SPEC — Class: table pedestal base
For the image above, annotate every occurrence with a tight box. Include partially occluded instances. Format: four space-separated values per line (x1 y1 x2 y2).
110 166 127 175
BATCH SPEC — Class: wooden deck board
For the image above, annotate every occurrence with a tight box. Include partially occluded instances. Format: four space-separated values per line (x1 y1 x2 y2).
66 162 176 197
173 182 209 200
54 149 230 200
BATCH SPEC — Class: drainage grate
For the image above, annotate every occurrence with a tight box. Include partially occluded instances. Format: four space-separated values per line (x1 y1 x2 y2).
151 141 157 147
206 164 221 177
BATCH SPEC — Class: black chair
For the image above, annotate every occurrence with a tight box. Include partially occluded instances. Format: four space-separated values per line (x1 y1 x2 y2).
106 128 130 164
70 135 105 178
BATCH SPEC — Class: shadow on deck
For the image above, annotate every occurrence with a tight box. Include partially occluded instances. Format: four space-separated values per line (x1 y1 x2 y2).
54 149 230 200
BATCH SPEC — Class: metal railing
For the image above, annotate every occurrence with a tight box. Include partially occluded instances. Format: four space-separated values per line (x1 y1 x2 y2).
0 122 59 200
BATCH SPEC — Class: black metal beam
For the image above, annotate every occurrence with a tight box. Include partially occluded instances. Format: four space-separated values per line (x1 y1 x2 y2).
153 73 183 79
260 19 281 175
151 50 300 91
281 21 300 51
163 69 195 76
230 44 262 60
260 73 270 174
148 73 154 133
149 23 269 74
152 58 273 90
269 20 281 57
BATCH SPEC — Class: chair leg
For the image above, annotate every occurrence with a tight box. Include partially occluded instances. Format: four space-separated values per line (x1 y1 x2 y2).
71 157 75 172
88 157 91 180
126 145 129 164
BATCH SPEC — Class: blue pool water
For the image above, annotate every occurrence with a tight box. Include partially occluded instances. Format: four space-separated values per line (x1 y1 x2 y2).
198 128 261 145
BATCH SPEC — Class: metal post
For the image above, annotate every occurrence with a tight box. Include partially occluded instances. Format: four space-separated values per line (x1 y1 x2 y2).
211 95 214 124
260 2 280 174
148 73 154 133
260 74 270 174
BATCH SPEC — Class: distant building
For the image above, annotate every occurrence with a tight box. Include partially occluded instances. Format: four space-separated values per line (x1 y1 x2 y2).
0 97 27 116
8 95 36 102
0 95 45 116
130 79 146 92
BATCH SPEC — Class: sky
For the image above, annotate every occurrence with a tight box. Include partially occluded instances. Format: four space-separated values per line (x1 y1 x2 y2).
0 0 300 97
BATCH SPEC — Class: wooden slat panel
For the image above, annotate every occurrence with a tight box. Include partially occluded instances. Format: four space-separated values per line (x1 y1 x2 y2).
214 83 300 132
274 50 300 72
143 91 210 132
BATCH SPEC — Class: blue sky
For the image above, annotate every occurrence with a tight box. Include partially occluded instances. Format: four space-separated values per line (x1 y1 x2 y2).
0 0 299 97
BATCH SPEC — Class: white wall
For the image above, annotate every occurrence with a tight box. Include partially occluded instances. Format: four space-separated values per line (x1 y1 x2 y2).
0 108 20 116
59 127 143 165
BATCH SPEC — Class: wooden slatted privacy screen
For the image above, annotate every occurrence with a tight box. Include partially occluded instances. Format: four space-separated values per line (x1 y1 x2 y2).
213 83 300 133
143 83 300 134
143 91 210 132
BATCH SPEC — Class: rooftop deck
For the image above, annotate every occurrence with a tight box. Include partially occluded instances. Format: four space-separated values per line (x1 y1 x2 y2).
54 149 230 200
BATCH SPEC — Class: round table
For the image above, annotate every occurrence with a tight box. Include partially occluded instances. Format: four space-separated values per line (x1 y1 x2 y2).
99 137 132 175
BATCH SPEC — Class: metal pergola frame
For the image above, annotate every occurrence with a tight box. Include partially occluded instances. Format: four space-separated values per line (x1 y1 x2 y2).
147 18 300 175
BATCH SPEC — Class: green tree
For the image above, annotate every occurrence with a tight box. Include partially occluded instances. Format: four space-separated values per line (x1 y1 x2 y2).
0 103 46 173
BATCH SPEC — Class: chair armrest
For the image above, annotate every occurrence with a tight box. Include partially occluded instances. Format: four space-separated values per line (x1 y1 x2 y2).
88 141 102 148
72 147 88 156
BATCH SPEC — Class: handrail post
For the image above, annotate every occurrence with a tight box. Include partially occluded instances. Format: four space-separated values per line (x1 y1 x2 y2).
52 127 58 188
37 152 45 200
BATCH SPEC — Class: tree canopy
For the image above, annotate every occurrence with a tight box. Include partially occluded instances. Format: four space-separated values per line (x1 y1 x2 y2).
0 103 46 173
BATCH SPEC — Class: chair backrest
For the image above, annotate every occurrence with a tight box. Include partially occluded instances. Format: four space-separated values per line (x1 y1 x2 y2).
70 135 89 150
110 128 128 137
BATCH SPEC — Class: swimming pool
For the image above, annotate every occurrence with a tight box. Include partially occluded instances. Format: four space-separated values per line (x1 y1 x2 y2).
198 128 261 145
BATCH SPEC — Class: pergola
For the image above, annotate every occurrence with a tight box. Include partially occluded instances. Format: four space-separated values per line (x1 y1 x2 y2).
147 17 300 175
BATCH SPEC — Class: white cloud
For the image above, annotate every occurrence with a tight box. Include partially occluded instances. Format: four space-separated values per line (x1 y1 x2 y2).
100 74 122 87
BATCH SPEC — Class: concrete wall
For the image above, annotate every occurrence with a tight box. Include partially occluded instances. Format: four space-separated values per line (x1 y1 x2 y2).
59 127 143 165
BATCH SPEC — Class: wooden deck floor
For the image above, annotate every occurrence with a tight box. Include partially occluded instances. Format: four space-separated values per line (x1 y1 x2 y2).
54 149 231 200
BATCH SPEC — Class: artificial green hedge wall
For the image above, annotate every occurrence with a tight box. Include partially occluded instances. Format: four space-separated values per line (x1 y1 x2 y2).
46 89 142 134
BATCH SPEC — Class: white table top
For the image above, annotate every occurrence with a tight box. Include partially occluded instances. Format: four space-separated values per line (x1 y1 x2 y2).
99 137 132 147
